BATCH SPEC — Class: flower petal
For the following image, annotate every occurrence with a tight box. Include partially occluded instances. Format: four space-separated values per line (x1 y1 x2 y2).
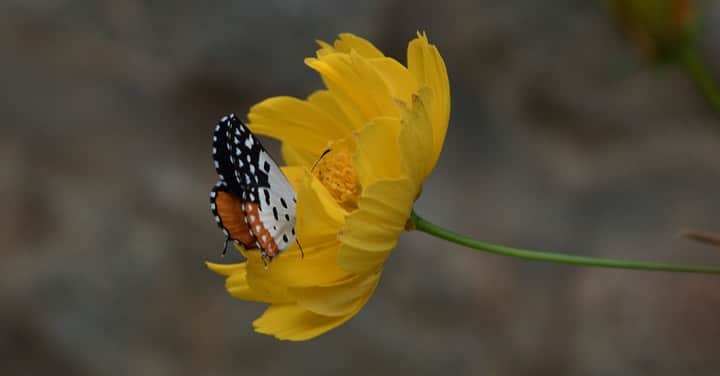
315 40 335 57
281 143 315 167
226 267 291 303
337 249 391 276
248 96 350 159
338 178 415 273
253 303 355 341
206 261 245 277
398 87 435 186
244 241 350 289
407 32 450 169
368 57 418 106
333 33 385 58
307 90 354 133
280 166 304 193
290 269 381 317
353 117 402 187
317 33 385 59
297 173 346 245
305 51 398 129
208 262 294 303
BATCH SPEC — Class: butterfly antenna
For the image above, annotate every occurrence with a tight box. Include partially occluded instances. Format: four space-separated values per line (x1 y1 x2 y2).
310 149 331 172
221 238 229 257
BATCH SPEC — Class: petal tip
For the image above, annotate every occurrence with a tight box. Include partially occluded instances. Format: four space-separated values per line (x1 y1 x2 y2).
206 261 244 277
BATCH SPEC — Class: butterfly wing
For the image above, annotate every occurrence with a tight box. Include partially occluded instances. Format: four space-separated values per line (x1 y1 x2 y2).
226 115 297 260
256 149 298 251
209 115 258 251
209 182 256 249
211 115 243 192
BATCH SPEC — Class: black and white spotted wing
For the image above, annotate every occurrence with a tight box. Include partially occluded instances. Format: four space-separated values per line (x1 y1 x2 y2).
210 116 258 251
211 117 241 192
210 113 297 260
224 114 298 255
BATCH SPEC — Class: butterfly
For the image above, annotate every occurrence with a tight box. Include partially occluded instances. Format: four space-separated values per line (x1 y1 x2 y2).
209 113 298 262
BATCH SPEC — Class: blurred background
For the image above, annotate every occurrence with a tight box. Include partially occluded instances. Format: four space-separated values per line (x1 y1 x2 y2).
2 0 720 375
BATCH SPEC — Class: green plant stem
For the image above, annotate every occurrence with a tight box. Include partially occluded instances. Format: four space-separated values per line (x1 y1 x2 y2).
680 44 720 114
411 211 720 275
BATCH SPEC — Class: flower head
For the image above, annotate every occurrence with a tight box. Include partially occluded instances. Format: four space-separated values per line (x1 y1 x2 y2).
207 32 450 340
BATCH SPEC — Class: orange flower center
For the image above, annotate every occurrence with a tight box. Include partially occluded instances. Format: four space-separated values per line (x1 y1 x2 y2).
313 148 360 211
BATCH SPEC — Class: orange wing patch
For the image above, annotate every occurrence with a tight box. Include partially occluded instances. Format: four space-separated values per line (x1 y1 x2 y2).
215 191 256 248
243 202 280 259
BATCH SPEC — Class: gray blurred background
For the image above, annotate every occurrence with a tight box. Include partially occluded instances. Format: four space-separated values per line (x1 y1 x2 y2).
3 1 720 375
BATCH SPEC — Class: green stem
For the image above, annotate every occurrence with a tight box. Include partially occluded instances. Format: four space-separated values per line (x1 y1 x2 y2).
680 43 720 114
411 211 720 275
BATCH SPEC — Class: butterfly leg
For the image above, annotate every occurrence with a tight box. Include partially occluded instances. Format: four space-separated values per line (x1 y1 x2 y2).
221 238 229 257
295 238 305 259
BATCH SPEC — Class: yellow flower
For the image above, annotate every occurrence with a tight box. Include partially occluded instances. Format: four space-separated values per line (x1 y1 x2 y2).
207 32 450 340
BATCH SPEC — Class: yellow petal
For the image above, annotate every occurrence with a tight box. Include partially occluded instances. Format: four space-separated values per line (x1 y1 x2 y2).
227 264 294 303
248 96 350 159
398 87 435 186
226 268 284 302
244 241 350 289
353 117 402 187
253 303 356 341
305 52 398 129
206 261 245 277
290 270 381 317
367 57 418 106
297 173 346 245
281 143 315 167
315 40 335 57
307 90 354 131
337 247 391 275
208 262 293 303
280 166 304 193
338 178 415 273
332 33 385 58
407 32 451 169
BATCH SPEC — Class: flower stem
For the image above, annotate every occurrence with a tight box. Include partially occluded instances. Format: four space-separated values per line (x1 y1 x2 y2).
410 211 720 275
680 43 720 114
